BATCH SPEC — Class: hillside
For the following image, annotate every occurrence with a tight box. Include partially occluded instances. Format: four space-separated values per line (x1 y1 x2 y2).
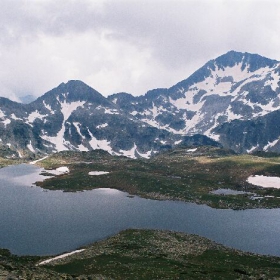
2 229 280 279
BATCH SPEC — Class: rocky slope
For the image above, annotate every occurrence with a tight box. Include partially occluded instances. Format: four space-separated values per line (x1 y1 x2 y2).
0 81 178 158
3 229 280 279
0 50 280 157
110 51 280 150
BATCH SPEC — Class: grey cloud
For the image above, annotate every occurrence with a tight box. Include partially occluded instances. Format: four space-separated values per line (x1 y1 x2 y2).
99 0 280 67
2 1 280 61
0 0 104 44
0 0 280 99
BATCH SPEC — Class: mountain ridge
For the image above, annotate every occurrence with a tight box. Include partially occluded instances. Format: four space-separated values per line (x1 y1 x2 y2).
0 50 280 158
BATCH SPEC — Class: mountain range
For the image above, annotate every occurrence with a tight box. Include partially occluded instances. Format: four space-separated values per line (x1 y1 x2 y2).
1 50 280 158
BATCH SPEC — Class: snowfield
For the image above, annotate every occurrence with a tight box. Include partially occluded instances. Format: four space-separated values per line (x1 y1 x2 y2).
247 175 280 189
45 166 70 175
187 148 197 152
38 249 85 266
30 156 49 165
57 166 69 173
88 171 110 176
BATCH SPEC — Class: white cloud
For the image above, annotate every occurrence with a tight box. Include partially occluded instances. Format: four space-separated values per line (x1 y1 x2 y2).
0 0 280 100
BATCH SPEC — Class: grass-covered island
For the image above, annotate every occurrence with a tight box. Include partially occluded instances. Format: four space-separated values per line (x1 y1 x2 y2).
35 147 280 210
1 229 280 279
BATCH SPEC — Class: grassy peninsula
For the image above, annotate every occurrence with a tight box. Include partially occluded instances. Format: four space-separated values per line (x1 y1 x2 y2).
35 147 280 209
1 229 280 279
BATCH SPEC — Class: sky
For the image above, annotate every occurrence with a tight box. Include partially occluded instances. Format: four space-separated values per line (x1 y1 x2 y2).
0 0 280 101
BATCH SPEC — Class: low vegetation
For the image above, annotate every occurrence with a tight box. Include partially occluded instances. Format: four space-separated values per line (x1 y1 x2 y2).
0 145 36 168
0 248 65 280
44 229 280 279
0 157 25 168
2 229 280 279
35 147 280 209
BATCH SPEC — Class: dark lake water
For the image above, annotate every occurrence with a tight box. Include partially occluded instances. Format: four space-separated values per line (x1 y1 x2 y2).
1 164 280 257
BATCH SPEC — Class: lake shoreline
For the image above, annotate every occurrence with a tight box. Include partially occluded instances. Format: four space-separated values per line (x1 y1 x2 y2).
2 158 280 258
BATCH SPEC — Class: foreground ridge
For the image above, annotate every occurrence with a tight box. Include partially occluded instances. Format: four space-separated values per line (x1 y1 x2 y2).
1 229 280 279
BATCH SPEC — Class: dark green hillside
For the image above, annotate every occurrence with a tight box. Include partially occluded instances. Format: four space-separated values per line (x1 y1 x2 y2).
42 229 280 279
2 229 280 279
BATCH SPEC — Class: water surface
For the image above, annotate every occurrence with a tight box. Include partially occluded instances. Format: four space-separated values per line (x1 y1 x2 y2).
1 164 280 257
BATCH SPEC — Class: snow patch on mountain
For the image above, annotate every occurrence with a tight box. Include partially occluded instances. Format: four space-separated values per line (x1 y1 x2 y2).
104 108 119 115
2 119 11 127
119 143 137 159
247 145 258 153
140 118 160 129
170 92 205 111
256 100 277 117
264 71 280 91
77 144 89 151
17 151 23 158
61 100 85 121
118 143 153 159
27 141 36 153
43 101 55 114
73 122 85 139
137 149 152 159
38 249 84 266
151 104 169 118
226 105 243 120
111 98 117 104
207 132 220 142
11 114 21 120
174 140 182 145
27 110 47 123
45 166 70 176
41 100 85 151
184 113 203 134
264 139 279 151
0 110 5 118
87 128 113 154
97 123 108 129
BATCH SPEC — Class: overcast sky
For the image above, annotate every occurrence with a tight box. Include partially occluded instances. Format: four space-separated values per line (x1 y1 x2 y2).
0 0 280 101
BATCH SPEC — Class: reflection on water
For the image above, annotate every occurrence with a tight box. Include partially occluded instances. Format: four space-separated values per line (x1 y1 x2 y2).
1 164 280 257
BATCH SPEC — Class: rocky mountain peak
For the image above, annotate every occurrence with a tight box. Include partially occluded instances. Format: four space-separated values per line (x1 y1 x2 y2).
34 80 109 105
212 50 279 72
1 50 280 158
108 92 135 106
108 50 280 152
170 51 280 95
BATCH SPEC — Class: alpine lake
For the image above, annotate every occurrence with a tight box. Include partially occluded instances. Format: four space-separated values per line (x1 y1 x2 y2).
2 149 280 278
1 161 280 258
